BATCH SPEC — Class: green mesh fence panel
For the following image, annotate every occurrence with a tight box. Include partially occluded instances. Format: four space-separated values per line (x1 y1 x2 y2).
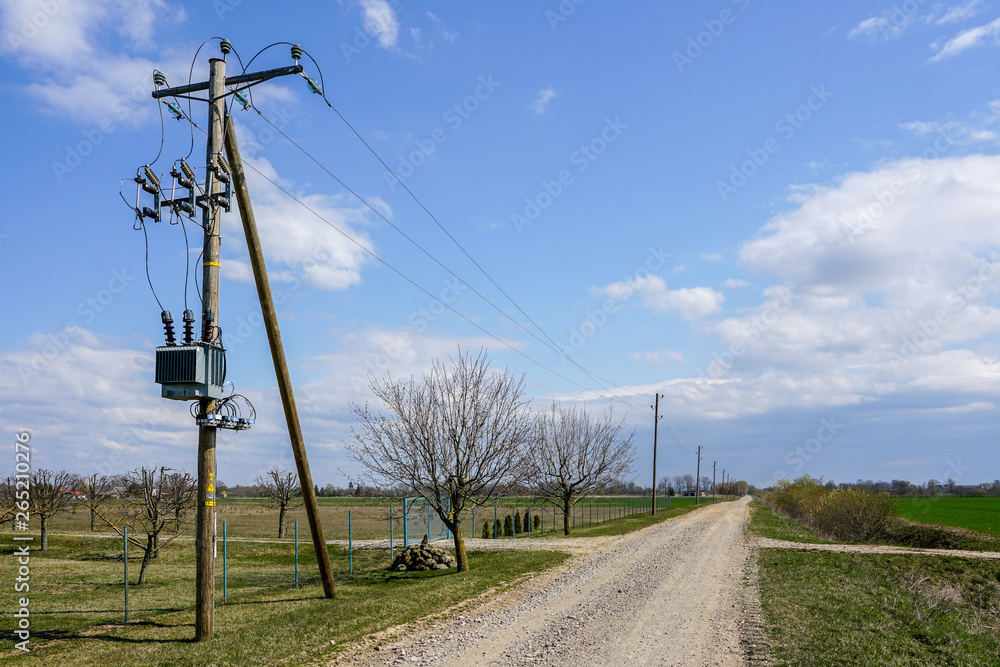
402 497 451 546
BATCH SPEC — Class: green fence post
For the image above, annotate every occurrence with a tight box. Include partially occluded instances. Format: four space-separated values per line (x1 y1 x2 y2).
389 504 393 560
349 510 353 575
403 498 409 547
223 520 227 601
123 524 128 624
494 502 498 539
294 520 299 588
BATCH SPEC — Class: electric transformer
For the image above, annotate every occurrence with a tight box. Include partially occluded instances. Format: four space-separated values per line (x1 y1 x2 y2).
155 344 226 400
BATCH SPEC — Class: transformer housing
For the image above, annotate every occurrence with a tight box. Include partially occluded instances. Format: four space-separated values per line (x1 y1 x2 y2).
155 344 226 400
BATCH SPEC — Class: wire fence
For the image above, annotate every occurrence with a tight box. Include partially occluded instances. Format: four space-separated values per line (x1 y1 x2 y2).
71 494 719 622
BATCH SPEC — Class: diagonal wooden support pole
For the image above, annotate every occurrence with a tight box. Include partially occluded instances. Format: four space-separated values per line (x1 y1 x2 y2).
224 114 336 599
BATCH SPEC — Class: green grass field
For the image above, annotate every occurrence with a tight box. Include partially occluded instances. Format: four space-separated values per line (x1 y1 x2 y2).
896 497 1000 537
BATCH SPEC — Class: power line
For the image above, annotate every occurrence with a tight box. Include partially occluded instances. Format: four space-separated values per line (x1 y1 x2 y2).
235 153 601 394
251 108 650 413
233 41 646 412
324 103 643 400
159 45 696 441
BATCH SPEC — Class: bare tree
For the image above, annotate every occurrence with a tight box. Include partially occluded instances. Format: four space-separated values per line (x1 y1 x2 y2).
349 348 533 573
0 469 78 551
80 473 113 532
672 475 688 496
700 476 713 495
256 469 301 538
87 467 196 584
0 479 16 529
656 475 673 496
529 402 636 536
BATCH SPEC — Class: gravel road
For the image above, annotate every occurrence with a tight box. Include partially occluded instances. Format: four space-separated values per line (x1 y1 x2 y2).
327 496 756 667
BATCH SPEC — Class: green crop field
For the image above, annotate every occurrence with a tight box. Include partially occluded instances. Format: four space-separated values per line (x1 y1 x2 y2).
895 497 1000 537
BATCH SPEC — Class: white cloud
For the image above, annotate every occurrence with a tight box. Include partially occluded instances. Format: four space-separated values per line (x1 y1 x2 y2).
848 11 914 41
928 0 983 25
700 252 723 262
529 87 558 116
592 275 724 320
0 321 521 485
629 348 686 366
900 101 1000 145
360 0 400 49
221 131 376 292
930 16 1000 61
723 278 749 288
0 0 188 127
706 154 1000 400
573 154 1000 432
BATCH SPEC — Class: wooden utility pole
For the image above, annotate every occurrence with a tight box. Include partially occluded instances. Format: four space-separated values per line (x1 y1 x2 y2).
194 56 226 641
150 43 313 641
694 445 702 504
722 469 726 499
224 115 336 599
651 393 660 515
713 460 717 500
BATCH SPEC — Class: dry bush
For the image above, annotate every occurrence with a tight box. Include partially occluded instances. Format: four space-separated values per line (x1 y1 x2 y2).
767 475 829 521
808 488 897 542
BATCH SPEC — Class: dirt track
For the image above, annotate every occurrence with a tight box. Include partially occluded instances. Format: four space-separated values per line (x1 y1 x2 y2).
754 536 1000 560
327 497 755 667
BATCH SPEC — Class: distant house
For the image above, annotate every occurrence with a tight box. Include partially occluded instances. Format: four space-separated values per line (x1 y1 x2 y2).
59 488 87 500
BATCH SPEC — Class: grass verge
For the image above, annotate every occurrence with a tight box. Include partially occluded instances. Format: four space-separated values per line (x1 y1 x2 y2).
758 548 1000 666
0 536 568 666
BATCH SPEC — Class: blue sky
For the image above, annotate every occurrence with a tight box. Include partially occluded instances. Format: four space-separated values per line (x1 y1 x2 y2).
2 0 999 491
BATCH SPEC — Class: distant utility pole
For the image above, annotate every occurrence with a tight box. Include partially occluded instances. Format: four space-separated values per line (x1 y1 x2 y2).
713 460 717 500
651 393 661 516
150 41 332 642
722 469 726 499
694 445 702 504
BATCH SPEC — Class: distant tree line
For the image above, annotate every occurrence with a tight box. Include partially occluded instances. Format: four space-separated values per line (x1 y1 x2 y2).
766 478 1000 498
